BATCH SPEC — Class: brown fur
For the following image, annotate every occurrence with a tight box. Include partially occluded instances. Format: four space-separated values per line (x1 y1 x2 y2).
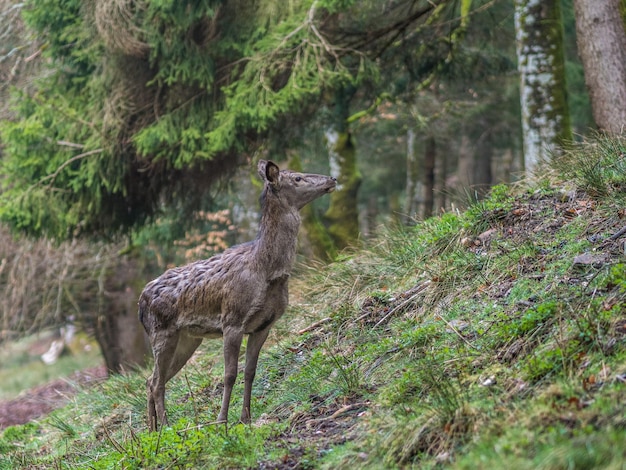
139 160 336 430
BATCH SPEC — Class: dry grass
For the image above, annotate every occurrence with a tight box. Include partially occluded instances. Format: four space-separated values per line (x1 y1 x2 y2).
0 225 122 341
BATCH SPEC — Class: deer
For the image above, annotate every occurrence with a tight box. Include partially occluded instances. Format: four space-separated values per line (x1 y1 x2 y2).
139 160 336 431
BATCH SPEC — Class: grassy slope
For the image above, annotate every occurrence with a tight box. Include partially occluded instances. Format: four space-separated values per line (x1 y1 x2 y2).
1 137 625 469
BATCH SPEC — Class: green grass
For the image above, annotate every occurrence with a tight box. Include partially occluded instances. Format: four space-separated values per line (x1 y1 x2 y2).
2 136 626 468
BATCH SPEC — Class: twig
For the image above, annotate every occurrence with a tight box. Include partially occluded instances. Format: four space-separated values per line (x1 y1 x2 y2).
298 317 332 334
56 140 85 149
606 225 626 242
183 372 199 428
373 281 431 328
437 315 479 351
305 402 369 426
101 419 126 454
25 47 43 62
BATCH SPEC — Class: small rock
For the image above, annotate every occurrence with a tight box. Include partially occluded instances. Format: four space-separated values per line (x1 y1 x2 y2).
573 252 607 268
460 237 475 247
481 375 496 387
478 228 497 243
446 319 469 332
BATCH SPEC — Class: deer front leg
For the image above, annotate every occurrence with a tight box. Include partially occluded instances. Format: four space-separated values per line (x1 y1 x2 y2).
217 327 244 423
241 327 272 424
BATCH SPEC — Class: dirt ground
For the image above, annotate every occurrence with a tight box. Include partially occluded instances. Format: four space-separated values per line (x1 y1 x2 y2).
0 365 108 430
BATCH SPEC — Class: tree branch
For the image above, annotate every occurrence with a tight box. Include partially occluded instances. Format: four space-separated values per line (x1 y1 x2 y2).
27 148 104 192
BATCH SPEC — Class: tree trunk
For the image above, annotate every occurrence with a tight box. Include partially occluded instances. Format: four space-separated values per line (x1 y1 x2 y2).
474 130 493 197
324 129 361 250
289 153 336 261
434 142 447 214
324 87 361 251
422 135 436 219
573 0 626 134
514 0 572 173
404 128 419 223
94 255 150 373
457 133 473 190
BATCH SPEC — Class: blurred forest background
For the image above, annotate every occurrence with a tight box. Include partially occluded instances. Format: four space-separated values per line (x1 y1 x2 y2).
0 0 624 373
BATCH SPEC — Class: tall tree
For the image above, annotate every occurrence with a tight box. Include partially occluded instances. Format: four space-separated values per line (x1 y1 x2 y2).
573 0 626 134
404 128 419 222
288 153 337 261
515 0 572 173
324 87 361 251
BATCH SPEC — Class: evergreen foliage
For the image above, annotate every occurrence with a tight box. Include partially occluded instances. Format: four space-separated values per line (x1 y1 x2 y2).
0 0 465 239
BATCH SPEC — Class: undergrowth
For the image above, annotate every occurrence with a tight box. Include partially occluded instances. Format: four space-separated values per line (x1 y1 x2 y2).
1 137 626 469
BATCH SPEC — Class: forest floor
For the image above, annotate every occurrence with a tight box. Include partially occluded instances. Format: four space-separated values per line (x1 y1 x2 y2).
0 365 107 430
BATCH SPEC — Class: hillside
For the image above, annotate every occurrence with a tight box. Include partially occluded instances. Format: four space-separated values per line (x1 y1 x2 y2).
1 138 625 469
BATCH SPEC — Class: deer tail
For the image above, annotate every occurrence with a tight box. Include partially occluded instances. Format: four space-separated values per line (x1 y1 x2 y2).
138 296 149 333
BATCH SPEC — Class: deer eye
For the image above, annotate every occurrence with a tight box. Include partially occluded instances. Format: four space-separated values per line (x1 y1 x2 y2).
295 176 302 182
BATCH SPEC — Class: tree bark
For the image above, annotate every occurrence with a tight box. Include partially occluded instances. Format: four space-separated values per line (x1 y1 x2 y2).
573 0 626 134
404 128 419 223
94 255 149 373
474 129 493 197
434 142 447 214
289 153 337 261
324 129 362 250
422 135 436 219
515 0 572 173
323 87 361 251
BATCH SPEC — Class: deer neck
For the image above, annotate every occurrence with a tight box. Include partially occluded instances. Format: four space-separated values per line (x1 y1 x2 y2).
254 198 301 280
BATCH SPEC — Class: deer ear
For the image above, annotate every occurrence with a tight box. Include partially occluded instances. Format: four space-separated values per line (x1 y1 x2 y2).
264 161 280 186
257 160 268 180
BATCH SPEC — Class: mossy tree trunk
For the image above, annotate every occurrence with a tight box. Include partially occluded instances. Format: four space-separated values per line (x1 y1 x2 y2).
323 87 362 251
404 128 420 224
515 0 572 174
324 129 362 251
324 86 361 251
422 135 436 219
288 154 337 261
94 254 150 373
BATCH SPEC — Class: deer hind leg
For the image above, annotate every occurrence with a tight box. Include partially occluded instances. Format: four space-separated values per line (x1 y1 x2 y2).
146 331 180 431
147 331 203 431
240 327 271 424
166 332 203 382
